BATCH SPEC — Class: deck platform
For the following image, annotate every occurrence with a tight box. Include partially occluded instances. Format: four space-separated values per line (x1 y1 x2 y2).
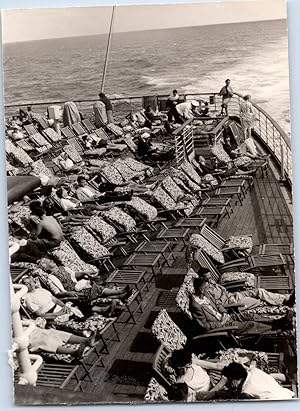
15 164 295 405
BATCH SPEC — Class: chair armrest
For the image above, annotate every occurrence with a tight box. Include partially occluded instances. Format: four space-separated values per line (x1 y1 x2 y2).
205 326 240 333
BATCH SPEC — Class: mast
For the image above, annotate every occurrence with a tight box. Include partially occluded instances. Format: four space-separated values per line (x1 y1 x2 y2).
101 5 115 93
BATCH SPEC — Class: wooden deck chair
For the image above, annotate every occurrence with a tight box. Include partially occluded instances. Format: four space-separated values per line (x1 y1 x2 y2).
152 344 173 390
15 139 34 152
72 122 88 136
43 127 62 143
23 124 38 136
36 116 49 130
30 132 52 148
61 126 76 138
228 121 245 146
82 118 96 133
94 128 110 140
193 248 292 292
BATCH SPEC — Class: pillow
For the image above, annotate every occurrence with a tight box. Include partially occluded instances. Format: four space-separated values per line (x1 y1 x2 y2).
152 186 177 210
189 234 225 264
126 197 158 221
102 207 136 232
226 235 253 254
88 216 117 243
161 176 184 202
151 309 187 352
70 227 110 259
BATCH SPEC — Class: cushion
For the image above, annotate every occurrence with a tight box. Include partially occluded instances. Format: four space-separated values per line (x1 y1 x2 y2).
220 272 256 289
51 241 98 274
189 234 225 264
144 377 168 402
113 158 137 181
88 216 117 243
226 235 253 254
161 176 184 202
102 207 136 232
70 227 110 259
126 197 158 221
211 144 232 165
63 145 82 163
101 164 124 185
180 161 202 185
152 186 177 210
151 309 187 352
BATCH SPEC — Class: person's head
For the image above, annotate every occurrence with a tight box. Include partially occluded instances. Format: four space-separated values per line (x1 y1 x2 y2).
12 115 18 120
172 89 178 96
197 268 212 281
56 187 68 199
169 349 193 376
225 79 231 85
27 106 32 112
191 100 199 110
222 362 248 392
13 127 19 133
204 102 209 107
145 105 152 112
77 176 87 187
243 94 251 101
193 276 210 296
99 92 105 100
29 201 45 217
168 382 189 401
224 135 231 145
39 257 58 273
21 275 39 292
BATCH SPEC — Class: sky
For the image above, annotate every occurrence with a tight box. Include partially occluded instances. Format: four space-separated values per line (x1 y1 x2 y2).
1 0 287 43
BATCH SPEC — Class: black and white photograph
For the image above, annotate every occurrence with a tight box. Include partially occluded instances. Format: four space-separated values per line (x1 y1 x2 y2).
1 0 297 405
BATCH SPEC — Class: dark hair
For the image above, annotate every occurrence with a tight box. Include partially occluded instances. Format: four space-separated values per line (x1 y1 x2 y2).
169 349 192 375
173 89 178 94
197 267 210 277
99 92 105 98
222 362 247 381
29 200 45 217
168 382 188 401
194 276 208 291
225 79 230 83
56 188 64 198
77 175 86 183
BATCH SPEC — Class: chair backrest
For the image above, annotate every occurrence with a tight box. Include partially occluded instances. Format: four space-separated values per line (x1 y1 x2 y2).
63 143 83 163
72 122 87 136
151 309 187 352
229 121 244 145
189 233 225 264
193 249 220 283
82 119 96 132
152 344 172 390
61 126 76 138
200 224 226 251
24 124 38 136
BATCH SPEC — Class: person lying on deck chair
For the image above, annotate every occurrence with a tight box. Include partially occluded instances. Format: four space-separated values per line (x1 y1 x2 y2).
38 258 131 316
75 176 133 204
192 155 256 179
23 318 96 359
190 277 294 334
16 201 64 255
197 270 295 312
136 134 175 162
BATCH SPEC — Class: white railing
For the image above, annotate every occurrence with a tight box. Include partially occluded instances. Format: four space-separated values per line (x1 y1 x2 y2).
4 91 292 183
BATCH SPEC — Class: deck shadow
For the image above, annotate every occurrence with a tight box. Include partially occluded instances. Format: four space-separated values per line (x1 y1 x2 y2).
104 360 152 387
129 332 159 353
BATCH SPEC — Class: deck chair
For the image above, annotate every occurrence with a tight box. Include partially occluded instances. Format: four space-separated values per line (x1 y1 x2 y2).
72 122 88 136
63 143 83 163
43 127 62 143
200 223 253 259
24 124 38 136
94 128 110 140
61 126 76 138
29 132 52 149
193 248 292 292
15 139 35 152
82 118 96 133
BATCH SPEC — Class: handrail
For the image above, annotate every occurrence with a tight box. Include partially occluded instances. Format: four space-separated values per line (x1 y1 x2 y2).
4 91 291 183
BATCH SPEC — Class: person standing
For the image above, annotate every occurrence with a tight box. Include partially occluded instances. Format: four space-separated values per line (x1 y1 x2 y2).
239 95 258 156
166 89 180 122
175 100 199 123
99 92 114 124
219 79 234 116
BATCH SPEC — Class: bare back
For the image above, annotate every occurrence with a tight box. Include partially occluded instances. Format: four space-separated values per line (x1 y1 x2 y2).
38 215 64 241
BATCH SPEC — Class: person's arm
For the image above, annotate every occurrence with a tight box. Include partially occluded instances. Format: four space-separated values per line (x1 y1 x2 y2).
193 357 226 371
30 222 42 240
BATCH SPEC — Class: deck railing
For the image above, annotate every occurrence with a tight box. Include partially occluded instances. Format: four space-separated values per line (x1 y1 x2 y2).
4 92 292 183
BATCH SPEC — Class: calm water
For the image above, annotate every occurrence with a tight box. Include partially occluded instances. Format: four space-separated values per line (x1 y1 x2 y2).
3 19 290 133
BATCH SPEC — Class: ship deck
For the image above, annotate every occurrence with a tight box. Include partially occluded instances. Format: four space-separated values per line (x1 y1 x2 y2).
14 155 296 405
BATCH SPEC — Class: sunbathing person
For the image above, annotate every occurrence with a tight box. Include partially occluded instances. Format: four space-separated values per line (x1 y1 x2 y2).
39 257 130 303
192 155 255 179
190 277 294 334
23 318 96 359
168 349 225 401
136 135 175 162
17 201 64 254
218 361 295 400
197 270 295 311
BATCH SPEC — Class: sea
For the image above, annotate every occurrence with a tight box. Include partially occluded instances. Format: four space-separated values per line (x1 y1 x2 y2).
3 19 290 134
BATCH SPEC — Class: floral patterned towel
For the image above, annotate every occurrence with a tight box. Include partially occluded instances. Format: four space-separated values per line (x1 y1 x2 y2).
31 159 53 178
113 159 137 181
144 378 168 402
211 144 232 165
234 156 252 168
70 227 110 259
6 140 33 166
151 309 187 352
126 197 158 221
180 161 202 185
220 272 256 289
101 207 136 232
63 144 82 163
161 176 184 202
101 164 124 185
9 204 31 233
51 241 98 274
152 186 178 210
226 235 253 254
88 216 117 243
189 234 225 264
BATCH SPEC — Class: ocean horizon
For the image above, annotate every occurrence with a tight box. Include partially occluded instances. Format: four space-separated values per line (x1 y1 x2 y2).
3 18 290 133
